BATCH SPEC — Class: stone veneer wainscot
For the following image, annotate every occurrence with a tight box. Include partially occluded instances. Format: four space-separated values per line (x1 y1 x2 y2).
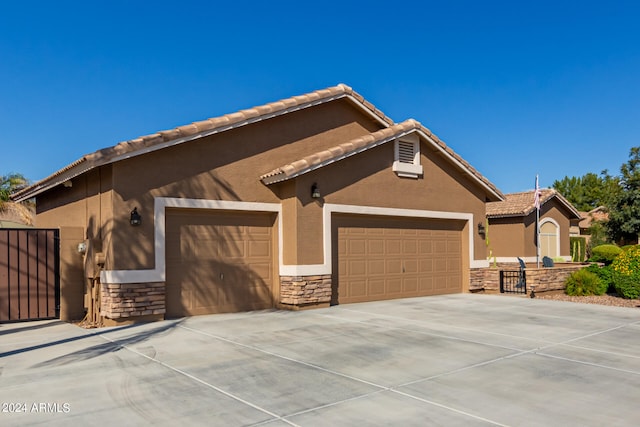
101 282 166 319
280 275 332 307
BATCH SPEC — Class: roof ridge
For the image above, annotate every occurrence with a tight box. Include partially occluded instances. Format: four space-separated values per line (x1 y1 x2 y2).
13 84 395 201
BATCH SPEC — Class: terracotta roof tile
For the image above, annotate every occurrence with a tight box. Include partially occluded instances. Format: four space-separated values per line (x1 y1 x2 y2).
487 189 580 218
13 83 394 202
260 119 504 201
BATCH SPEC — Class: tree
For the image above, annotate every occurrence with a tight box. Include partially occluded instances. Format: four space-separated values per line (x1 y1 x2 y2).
0 173 33 225
0 173 29 203
552 172 615 211
606 147 640 244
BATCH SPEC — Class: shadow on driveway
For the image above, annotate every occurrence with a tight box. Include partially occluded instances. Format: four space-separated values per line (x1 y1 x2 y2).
0 320 184 367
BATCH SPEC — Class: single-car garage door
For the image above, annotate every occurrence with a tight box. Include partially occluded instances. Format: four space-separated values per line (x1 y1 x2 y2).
165 209 276 317
334 215 464 304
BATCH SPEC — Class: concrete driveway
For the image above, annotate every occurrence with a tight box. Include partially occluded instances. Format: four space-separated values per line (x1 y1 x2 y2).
1 294 639 426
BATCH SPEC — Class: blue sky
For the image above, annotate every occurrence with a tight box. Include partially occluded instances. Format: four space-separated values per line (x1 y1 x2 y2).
1 1 638 194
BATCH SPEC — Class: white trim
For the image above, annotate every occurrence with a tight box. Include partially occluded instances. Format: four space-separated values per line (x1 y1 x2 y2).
101 198 485 283
317 204 484 273
101 198 283 284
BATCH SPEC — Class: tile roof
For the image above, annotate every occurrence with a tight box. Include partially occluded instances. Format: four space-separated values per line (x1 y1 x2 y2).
486 189 580 218
579 206 609 228
12 84 394 202
261 119 504 201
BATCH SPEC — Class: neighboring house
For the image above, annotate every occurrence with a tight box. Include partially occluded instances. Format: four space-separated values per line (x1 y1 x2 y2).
576 206 608 236
486 189 581 263
13 84 504 324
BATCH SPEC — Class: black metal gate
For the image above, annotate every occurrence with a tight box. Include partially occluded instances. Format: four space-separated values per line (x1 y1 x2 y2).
0 229 60 322
500 270 526 294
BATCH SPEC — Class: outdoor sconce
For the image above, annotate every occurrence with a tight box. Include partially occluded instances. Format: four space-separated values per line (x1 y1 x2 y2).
130 207 142 226
477 222 486 236
311 183 321 199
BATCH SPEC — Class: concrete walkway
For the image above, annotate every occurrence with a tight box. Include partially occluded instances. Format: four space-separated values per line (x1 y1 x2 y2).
1 294 639 426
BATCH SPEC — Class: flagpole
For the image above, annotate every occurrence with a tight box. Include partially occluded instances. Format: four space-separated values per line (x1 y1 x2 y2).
535 175 540 268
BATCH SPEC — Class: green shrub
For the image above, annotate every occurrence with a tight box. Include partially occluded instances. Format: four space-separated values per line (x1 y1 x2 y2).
588 244 623 265
612 274 640 299
585 264 615 293
565 269 607 296
570 237 586 262
611 246 640 299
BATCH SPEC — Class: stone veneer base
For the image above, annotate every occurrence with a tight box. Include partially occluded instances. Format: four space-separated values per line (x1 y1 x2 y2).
280 274 332 306
101 282 166 320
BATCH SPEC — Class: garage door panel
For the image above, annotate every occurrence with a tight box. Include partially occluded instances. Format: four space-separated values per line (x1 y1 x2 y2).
419 277 433 292
387 259 402 274
348 280 367 298
402 277 418 293
388 278 402 294
369 260 385 275
165 209 275 317
348 239 366 255
369 240 384 255
404 260 418 274
386 240 402 255
349 260 367 276
249 240 271 257
336 215 463 305
403 240 417 254
369 279 385 295
419 259 433 273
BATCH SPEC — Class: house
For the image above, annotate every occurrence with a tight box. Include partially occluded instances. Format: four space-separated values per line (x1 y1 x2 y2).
486 189 581 263
575 206 608 238
12 84 504 324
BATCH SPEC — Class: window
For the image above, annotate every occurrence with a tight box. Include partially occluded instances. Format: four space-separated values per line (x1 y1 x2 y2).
392 133 423 178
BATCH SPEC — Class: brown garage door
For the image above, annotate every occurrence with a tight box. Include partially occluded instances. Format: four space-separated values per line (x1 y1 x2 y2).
165 209 276 317
334 215 464 304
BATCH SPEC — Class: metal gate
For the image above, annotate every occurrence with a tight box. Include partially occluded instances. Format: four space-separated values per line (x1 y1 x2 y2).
0 229 60 322
499 270 526 294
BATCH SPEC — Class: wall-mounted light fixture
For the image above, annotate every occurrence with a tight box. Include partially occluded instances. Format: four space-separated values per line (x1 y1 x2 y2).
63 180 73 188
130 207 142 226
477 222 486 237
311 183 321 199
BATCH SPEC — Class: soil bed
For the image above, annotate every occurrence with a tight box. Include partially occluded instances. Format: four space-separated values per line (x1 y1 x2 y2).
535 292 640 308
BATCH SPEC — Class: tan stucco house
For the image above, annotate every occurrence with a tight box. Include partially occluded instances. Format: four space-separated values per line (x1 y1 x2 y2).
13 84 504 324
486 189 580 263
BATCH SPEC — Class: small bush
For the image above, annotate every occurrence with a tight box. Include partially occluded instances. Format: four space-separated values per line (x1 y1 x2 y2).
585 264 615 293
612 274 640 299
611 246 640 299
588 244 623 265
565 269 606 296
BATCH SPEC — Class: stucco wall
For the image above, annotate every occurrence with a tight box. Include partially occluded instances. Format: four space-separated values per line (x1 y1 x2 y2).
108 99 383 270
489 198 576 260
287 139 489 265
35 167 113 319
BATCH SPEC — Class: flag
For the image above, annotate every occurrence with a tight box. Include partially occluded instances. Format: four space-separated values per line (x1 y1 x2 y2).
534 175 540 210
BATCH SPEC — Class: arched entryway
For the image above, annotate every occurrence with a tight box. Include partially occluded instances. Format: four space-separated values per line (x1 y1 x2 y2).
539 219 560 258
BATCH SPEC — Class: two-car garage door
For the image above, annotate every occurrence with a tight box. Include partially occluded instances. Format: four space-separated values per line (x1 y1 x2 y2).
334 215 464 304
